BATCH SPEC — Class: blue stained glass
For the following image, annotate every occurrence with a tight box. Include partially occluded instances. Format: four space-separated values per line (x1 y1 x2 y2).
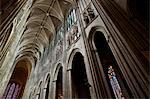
108 66 124 99
67 9 76 31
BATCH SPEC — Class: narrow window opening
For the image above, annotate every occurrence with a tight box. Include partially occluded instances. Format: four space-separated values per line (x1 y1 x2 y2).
93 32 132 98
55 67 63 99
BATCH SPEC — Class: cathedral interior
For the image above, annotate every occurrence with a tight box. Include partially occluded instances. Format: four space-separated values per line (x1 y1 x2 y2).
0 0 149 99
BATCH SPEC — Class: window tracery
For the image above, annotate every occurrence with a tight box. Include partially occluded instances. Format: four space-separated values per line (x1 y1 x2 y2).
66 9 80 48
67 9 77 31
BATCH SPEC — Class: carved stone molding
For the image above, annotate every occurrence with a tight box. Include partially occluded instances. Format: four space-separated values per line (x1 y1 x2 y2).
67 25 80 48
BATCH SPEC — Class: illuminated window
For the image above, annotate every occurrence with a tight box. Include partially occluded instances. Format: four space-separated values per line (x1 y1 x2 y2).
108 66 124 99
12 84 21 99
67 9 77 31
2 83 21 99
2 60 31 99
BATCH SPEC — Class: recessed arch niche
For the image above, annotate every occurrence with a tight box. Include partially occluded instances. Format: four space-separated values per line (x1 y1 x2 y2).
44 74 50 99
88 28 132 98
71 52 91 99
2 59 32 99
53 63 63 99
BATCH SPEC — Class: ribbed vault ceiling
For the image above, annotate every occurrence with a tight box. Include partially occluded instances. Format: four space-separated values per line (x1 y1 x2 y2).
17 0 74 65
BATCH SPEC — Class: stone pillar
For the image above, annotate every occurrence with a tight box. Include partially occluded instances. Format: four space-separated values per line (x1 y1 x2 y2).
42 88 47 99
36 94 39 99
51 80 56 99
67 69 72 99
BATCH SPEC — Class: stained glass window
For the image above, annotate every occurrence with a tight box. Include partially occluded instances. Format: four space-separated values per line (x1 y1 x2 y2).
2 83 21 99
6 83 16 99
67 9 77 31
108 66 124 99
12 84 21 99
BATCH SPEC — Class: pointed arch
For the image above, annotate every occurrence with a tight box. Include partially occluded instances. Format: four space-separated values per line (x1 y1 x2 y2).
67 49 91 98
53 63 63 99
2 58 32 99
43 73 50 99
88 26 132 98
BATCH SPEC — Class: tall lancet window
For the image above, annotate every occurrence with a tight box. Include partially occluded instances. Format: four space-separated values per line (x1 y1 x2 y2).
67 9 77 31
2 83 21 99
2 59 32 99
89 31 132 98
108 66 124 99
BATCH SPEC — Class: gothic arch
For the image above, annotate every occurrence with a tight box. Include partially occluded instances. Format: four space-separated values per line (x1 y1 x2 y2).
67 48 83 70
43 73 51 99
15 55 35 70
2 58 32 98
53 63 63 99
69 51 91 98
44 74 50 87
67 48 91 99
53 63 63 81
66 6 76 20
29 86 37 99
88 26 132 98
88 26 109 43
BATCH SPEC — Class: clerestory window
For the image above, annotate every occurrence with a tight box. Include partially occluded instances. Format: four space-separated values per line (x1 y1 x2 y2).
67 9 77 31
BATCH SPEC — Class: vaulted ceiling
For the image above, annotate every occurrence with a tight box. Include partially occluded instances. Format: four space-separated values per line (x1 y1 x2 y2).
17 0 75 65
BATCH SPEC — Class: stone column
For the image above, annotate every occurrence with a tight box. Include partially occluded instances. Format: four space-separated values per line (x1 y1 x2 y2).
35 94 39 99
51 80 56 99
67 69 72 99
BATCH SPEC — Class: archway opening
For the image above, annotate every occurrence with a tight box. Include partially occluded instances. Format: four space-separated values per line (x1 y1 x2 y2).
45 75 50 99
2 59 31 99
36 81 42 99
93 31 132 98
71 52 91 99
55 67 63 99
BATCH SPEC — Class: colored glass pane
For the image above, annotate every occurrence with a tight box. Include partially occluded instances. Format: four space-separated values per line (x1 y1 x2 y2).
108 66 124 99
6 83 16 99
